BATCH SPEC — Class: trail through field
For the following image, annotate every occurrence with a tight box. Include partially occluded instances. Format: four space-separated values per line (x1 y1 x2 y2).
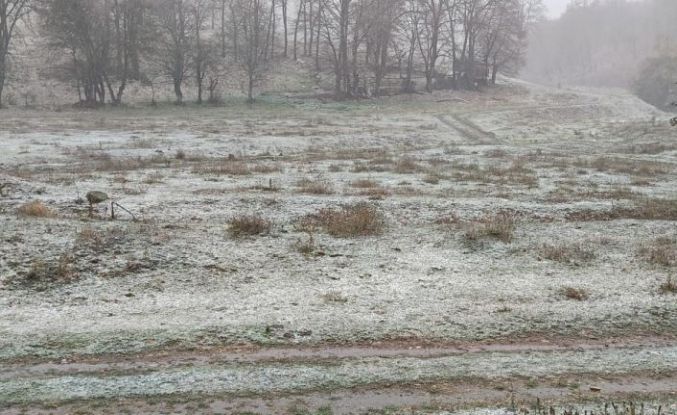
1 338 676 414
436 114 499 145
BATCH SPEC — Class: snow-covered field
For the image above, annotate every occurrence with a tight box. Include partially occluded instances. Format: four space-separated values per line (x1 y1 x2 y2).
0 81 676 413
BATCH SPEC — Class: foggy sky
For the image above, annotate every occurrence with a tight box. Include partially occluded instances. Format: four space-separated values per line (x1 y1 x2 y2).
543 0 569 18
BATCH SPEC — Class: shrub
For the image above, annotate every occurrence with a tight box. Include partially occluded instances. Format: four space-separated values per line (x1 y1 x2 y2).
358 187 391 199
394 158 423 174
540 242 596 265
227 214 272 238
301 204 385 238
561 286 589 301
633 56 677 110
322 291 348 304
463 212 516 244
351 179 379 188
294 233 317 256
194 160 251 176
24 254 76 284
17 200 54 218
567 199 677 222
297 178 334 195
639 237 676 267
660 276 677 294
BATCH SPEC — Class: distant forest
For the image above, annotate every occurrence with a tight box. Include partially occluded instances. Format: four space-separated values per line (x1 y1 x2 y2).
524 0 677 109
0 0 542 108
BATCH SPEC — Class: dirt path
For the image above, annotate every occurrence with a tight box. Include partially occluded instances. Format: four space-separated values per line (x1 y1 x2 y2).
436 114 499 145
3 373 675 415
2 338 676 413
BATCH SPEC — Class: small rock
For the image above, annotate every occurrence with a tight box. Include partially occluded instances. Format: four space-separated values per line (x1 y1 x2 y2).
86 191 109 205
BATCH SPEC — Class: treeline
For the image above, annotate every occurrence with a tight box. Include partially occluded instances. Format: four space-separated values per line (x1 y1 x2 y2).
524 0 677 108
0 0 543 108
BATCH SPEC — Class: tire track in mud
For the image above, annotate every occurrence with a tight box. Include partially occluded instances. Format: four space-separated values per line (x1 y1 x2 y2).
436 114 500 145
1 340 675 411
435 103 617 147
3 374 676 415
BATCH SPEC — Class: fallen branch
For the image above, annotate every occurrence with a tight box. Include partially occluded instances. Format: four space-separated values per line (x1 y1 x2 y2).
110 201 137 221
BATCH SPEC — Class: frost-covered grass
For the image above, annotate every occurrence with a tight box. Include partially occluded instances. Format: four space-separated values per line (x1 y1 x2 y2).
0 82 675 365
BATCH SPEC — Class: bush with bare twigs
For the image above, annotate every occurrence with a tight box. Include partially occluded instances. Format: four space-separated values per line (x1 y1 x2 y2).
22 254 77 284
463 212 516 244
300 204 385 238
561 286 590 301
17 201 54 218
540 242 596 265
227 214 272 238
297 178 334 195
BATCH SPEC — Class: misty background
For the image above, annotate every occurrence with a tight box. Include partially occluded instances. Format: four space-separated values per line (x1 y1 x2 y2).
524 0 677 110
1 0 675 110
543 0 569 18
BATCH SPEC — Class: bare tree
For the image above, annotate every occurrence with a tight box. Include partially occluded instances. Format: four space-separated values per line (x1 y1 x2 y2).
237 0 269 103
480 0 539 84
319 0 352 98
154 0 193 104
417 0 447 92
0 0 30 108
41 0 148 106
364 0 403 95
292 0 302 59
279 0 288 56
193 0 210 103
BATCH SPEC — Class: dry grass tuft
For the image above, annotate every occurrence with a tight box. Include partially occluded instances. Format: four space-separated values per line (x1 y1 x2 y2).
227 214 272 238
660 276 677 294
453 160 538 187
394 158 424 174
463 212 516 244
194 160 252 176
639 237 676 267
357 187 392 199
581 157 672 176
561 286 589 301
351 179 379 188
251 162 284 174
349 157 394 173
567 199 677 222
435 213 461 227
322 291 349 304
300 204 385 238
297 178 334 195
24 254 77 284
17 200 54 218
328 163 345 172
539 242 596 265
294 233 317 256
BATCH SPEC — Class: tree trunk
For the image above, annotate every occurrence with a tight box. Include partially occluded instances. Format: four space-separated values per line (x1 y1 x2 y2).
270 0 277 59
174 79 183 104
335 0 350 98
230 3 239 59
314 0 321 70
221 0 227 57
196 7 203 104
0 55 5 108
292 0 302 60
281 0 288 57
307 0 314 57
247 73 254 104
